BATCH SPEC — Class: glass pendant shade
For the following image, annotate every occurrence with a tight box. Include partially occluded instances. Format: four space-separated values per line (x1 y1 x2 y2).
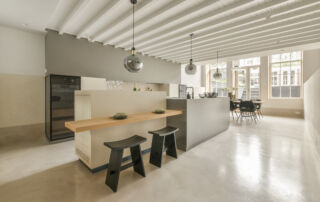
124 0 143 73
213 50 221 79
124 49 143 73
185 33 197 75
213 69 222 79
185 59 197 74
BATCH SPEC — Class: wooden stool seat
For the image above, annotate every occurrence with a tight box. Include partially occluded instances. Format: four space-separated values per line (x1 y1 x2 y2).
148 126 179 168
104 135 146 150
104 135 146 192
148 126 179 136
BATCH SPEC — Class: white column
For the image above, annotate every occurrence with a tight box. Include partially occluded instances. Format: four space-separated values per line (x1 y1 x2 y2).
226 61 233 90
260 56 269 101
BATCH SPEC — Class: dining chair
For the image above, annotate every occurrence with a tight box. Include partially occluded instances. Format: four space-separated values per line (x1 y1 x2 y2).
230 100 239 120
238 101 258 122
255 102 263 118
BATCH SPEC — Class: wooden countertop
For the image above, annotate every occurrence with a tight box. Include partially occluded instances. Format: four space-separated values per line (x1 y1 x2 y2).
65 109 183 132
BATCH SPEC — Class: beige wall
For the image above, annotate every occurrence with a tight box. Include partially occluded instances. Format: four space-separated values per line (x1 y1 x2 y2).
0 74 45 144
81 76 162 92
304 49 320 159
0 25 46 144
0 74 44 128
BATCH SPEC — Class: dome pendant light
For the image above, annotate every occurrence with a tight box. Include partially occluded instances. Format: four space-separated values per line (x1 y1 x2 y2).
124 0 143 73
185 33 197 75
213 50 222 79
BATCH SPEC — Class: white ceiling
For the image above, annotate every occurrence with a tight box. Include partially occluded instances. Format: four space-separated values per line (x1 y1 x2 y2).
1 0 320 63
0 0 59 32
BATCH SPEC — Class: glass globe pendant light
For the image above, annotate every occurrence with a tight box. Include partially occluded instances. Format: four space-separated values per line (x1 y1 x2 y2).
185 33 197 75
124 0 143 73
213 50 222 79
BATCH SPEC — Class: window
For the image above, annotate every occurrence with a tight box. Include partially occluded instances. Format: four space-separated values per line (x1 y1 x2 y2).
208 63 227 97
236 69 247 99
233 57 260 100
270 51 302 98
250 67 260 99
272 71 278 86
283 71 288 85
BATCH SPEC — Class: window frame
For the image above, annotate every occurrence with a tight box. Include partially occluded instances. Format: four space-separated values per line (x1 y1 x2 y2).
268 51 304 100
233 57 261 100
248 66 261 100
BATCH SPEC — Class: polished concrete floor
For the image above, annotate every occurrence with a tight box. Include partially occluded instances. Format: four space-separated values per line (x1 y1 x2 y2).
0 116 320 202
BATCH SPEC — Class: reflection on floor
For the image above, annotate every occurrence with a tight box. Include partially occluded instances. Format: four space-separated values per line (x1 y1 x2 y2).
0 116 320 202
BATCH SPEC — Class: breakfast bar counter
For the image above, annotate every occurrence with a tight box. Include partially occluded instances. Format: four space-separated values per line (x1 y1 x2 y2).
65 110 182 132
69 90 177 172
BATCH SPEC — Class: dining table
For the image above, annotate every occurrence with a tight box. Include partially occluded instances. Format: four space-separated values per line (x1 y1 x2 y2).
233 100 263 104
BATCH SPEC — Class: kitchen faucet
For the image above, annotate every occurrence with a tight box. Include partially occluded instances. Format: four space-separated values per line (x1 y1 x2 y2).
186 87 194 99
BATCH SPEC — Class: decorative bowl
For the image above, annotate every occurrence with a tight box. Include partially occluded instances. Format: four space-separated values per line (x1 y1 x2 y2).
112 113 128 120
153 109 165 114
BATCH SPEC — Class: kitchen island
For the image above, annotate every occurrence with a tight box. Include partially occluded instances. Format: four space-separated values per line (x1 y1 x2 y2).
65 90 229 172
167 97 229 151
65 90 182 172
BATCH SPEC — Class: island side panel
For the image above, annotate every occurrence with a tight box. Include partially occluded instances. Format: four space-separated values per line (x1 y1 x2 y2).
166 99 187 151
186 98 230 150
74 92 92 167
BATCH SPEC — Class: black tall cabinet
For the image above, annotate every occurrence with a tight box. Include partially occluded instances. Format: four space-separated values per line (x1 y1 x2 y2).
45 74 81 142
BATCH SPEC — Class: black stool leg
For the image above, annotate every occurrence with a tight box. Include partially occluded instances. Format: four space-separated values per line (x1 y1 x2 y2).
130 145 145 177
105 149 123 192
149 134 164 168
165 133 178 158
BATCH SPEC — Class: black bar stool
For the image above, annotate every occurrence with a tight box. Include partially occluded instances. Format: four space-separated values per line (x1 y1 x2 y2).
148 126 179 168
104 135 146 192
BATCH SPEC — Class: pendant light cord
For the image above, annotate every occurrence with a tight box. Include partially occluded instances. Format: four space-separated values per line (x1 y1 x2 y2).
216 50 219 73
217 50 218 65
190 34 193 60
132 3 135 49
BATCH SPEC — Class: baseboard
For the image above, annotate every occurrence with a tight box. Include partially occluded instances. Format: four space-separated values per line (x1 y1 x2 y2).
262 108 304 118
0 123 45 145
82 148 152 173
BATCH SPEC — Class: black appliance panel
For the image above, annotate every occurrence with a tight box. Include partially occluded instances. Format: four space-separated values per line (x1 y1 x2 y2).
45 75 81 141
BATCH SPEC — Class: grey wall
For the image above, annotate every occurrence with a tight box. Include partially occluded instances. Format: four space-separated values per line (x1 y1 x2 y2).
45 30 180 84
304 49 320 158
